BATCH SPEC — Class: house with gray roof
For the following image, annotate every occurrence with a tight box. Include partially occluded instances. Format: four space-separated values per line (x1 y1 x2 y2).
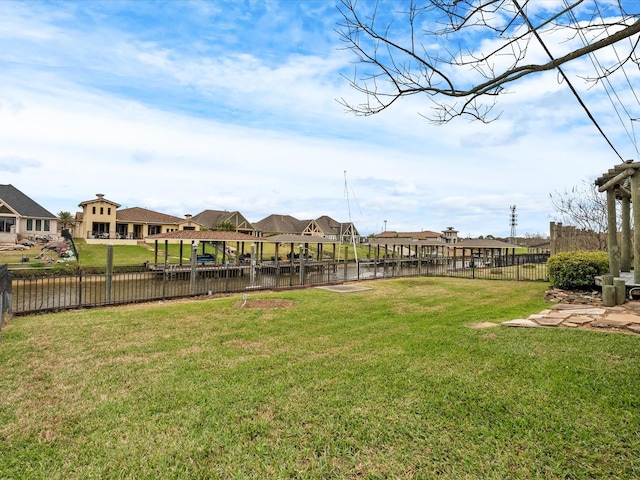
192 210 258 236
253 214 359 242
314 215 359 242
253 214 309 237
0 184 58 243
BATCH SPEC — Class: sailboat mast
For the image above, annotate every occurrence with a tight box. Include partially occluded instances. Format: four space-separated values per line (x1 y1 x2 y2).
344 171 358 265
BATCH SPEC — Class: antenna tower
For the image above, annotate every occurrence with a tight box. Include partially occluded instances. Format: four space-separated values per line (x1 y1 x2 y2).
509 205 517 244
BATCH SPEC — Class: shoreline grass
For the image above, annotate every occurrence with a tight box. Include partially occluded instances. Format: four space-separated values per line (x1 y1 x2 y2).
1 277 638 479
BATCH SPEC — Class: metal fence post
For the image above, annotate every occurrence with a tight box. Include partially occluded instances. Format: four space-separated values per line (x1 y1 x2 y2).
0 293 4 341
299 245 306 286
77 268 83 309
190 243 197 295
343 246 348 281
105 244 114 304
162 240 168 300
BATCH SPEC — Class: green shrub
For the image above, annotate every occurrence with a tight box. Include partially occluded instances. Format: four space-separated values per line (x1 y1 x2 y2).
547 250 609 289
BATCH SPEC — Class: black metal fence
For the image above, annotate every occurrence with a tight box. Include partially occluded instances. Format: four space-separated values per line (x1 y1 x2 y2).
0 265 12 336
7 254 549 315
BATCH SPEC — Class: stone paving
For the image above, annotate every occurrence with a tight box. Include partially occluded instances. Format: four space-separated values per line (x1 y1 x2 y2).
502 303 640 334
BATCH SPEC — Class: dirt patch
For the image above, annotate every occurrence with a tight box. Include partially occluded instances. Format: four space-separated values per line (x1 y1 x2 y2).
400 279 436 287
235 298 296 309
315 285 372 293
469 322 499 329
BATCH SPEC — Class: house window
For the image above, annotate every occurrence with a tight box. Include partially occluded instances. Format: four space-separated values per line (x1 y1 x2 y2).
108 208 111 215
148 225 161 235
44 220 50 232
100 207 104 215
92 207 96 214
0 217 14 233
36 219 42 231
27 219 33 231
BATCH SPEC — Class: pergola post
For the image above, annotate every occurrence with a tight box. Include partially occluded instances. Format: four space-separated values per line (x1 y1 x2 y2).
596 162 640 283
620 194 631 272
606 188 620 276
632 172 640 283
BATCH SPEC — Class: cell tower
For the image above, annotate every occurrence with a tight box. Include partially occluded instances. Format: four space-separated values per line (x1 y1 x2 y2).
509 205 517 244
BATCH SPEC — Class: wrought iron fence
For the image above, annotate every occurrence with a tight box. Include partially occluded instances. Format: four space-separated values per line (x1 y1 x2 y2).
0 264 12 337
9 255 549 315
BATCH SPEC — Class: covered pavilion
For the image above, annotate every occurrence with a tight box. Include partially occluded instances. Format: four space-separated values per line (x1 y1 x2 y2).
145 230 348 266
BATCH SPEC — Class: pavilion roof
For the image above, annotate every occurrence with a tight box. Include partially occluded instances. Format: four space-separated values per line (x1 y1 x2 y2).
146 230 260 242
455 238 518 248
366 237 446 246
265 234 342 244
145 231 343 244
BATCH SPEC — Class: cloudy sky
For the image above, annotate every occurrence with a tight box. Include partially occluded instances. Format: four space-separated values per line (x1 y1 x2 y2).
1 1 638 237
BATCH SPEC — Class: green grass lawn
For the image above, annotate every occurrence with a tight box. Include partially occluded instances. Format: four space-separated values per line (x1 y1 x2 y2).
1 277 638 479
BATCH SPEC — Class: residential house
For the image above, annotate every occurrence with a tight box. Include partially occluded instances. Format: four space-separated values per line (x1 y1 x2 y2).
253 214 359 242
0 184 58 243
75 194 201 241
374 229 445 242
373 227 459 244
192 210 258 236
314 215 359 242
441 227 459 244
253 214 310 237
76 194 120 239
114 207 199 239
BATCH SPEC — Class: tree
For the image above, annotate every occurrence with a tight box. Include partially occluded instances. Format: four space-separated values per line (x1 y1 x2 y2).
549 180 610 250
57 211 74 230
216 220 236 232
336 0 640 124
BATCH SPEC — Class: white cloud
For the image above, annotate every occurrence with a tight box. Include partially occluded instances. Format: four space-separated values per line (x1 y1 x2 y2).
0 1 635 238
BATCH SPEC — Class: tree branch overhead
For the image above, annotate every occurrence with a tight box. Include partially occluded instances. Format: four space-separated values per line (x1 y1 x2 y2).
337 0 640 123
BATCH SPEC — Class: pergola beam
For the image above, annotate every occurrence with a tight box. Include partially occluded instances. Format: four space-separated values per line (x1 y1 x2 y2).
597 168 634 193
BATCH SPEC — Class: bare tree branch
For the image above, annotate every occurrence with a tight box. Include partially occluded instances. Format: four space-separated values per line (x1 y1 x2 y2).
549 180 620 250
336 0 640 123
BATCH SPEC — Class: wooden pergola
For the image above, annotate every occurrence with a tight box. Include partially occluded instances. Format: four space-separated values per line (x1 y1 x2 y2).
594 159 638 282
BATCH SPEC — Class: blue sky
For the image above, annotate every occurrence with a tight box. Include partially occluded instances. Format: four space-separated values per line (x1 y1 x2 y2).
1 1 638 237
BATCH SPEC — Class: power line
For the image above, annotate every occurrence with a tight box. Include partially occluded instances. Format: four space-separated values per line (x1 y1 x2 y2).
565 0 640 156
513 0 625 162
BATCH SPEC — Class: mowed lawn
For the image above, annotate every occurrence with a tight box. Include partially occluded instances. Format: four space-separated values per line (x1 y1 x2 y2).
0 277 638 479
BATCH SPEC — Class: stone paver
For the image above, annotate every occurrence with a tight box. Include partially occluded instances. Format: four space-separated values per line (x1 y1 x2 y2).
502 319 541 328
502 302 640 334
563 315 593 325
535 316 566 327
606 313 640 324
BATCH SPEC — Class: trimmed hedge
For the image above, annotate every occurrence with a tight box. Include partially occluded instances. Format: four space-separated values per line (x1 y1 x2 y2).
547 250 609 289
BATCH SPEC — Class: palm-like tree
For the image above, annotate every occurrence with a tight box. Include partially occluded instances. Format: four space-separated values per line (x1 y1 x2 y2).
57 211 74 231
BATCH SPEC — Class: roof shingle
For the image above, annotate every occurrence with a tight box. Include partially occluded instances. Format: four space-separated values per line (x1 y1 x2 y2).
0 184 56 218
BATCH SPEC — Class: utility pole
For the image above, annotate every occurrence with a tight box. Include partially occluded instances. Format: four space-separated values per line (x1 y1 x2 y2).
509 205 517 245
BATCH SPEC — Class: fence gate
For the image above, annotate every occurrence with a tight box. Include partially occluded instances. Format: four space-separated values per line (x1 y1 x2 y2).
0 264 12 339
